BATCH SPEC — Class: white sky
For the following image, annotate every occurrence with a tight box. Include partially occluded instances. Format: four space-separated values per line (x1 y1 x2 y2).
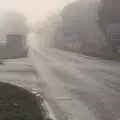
0 0 72 23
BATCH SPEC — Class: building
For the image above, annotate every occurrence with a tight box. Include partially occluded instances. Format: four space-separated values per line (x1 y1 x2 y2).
0 12 28 59
99 0 120 53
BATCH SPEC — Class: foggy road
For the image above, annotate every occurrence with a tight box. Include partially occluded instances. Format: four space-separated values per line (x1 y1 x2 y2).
31 48 120 120
2 49 120 120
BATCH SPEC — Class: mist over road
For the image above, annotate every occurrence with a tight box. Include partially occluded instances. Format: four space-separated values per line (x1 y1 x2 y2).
1 48 120 120
31 48 120 120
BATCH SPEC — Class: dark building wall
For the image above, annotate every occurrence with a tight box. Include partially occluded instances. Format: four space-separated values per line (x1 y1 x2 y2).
100 0 120 21
99 0 120 53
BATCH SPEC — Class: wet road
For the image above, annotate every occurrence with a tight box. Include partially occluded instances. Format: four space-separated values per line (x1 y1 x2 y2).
31 48 120 120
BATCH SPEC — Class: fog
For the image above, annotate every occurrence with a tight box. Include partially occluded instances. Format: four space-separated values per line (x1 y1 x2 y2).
0 0 119 59
0 0 73 23
30 0 118 59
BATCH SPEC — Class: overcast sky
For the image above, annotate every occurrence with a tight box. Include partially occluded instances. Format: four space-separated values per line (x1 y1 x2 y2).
0 0 73 23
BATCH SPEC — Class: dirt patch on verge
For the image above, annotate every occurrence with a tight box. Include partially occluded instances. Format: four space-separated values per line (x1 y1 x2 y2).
0 82 44 120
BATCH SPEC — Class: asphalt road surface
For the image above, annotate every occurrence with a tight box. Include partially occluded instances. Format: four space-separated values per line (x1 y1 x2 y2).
0 58 39 91
30 48 120 120
1 48 120 120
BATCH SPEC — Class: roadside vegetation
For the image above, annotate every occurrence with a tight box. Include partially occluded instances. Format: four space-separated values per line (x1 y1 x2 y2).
33 0 120 60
